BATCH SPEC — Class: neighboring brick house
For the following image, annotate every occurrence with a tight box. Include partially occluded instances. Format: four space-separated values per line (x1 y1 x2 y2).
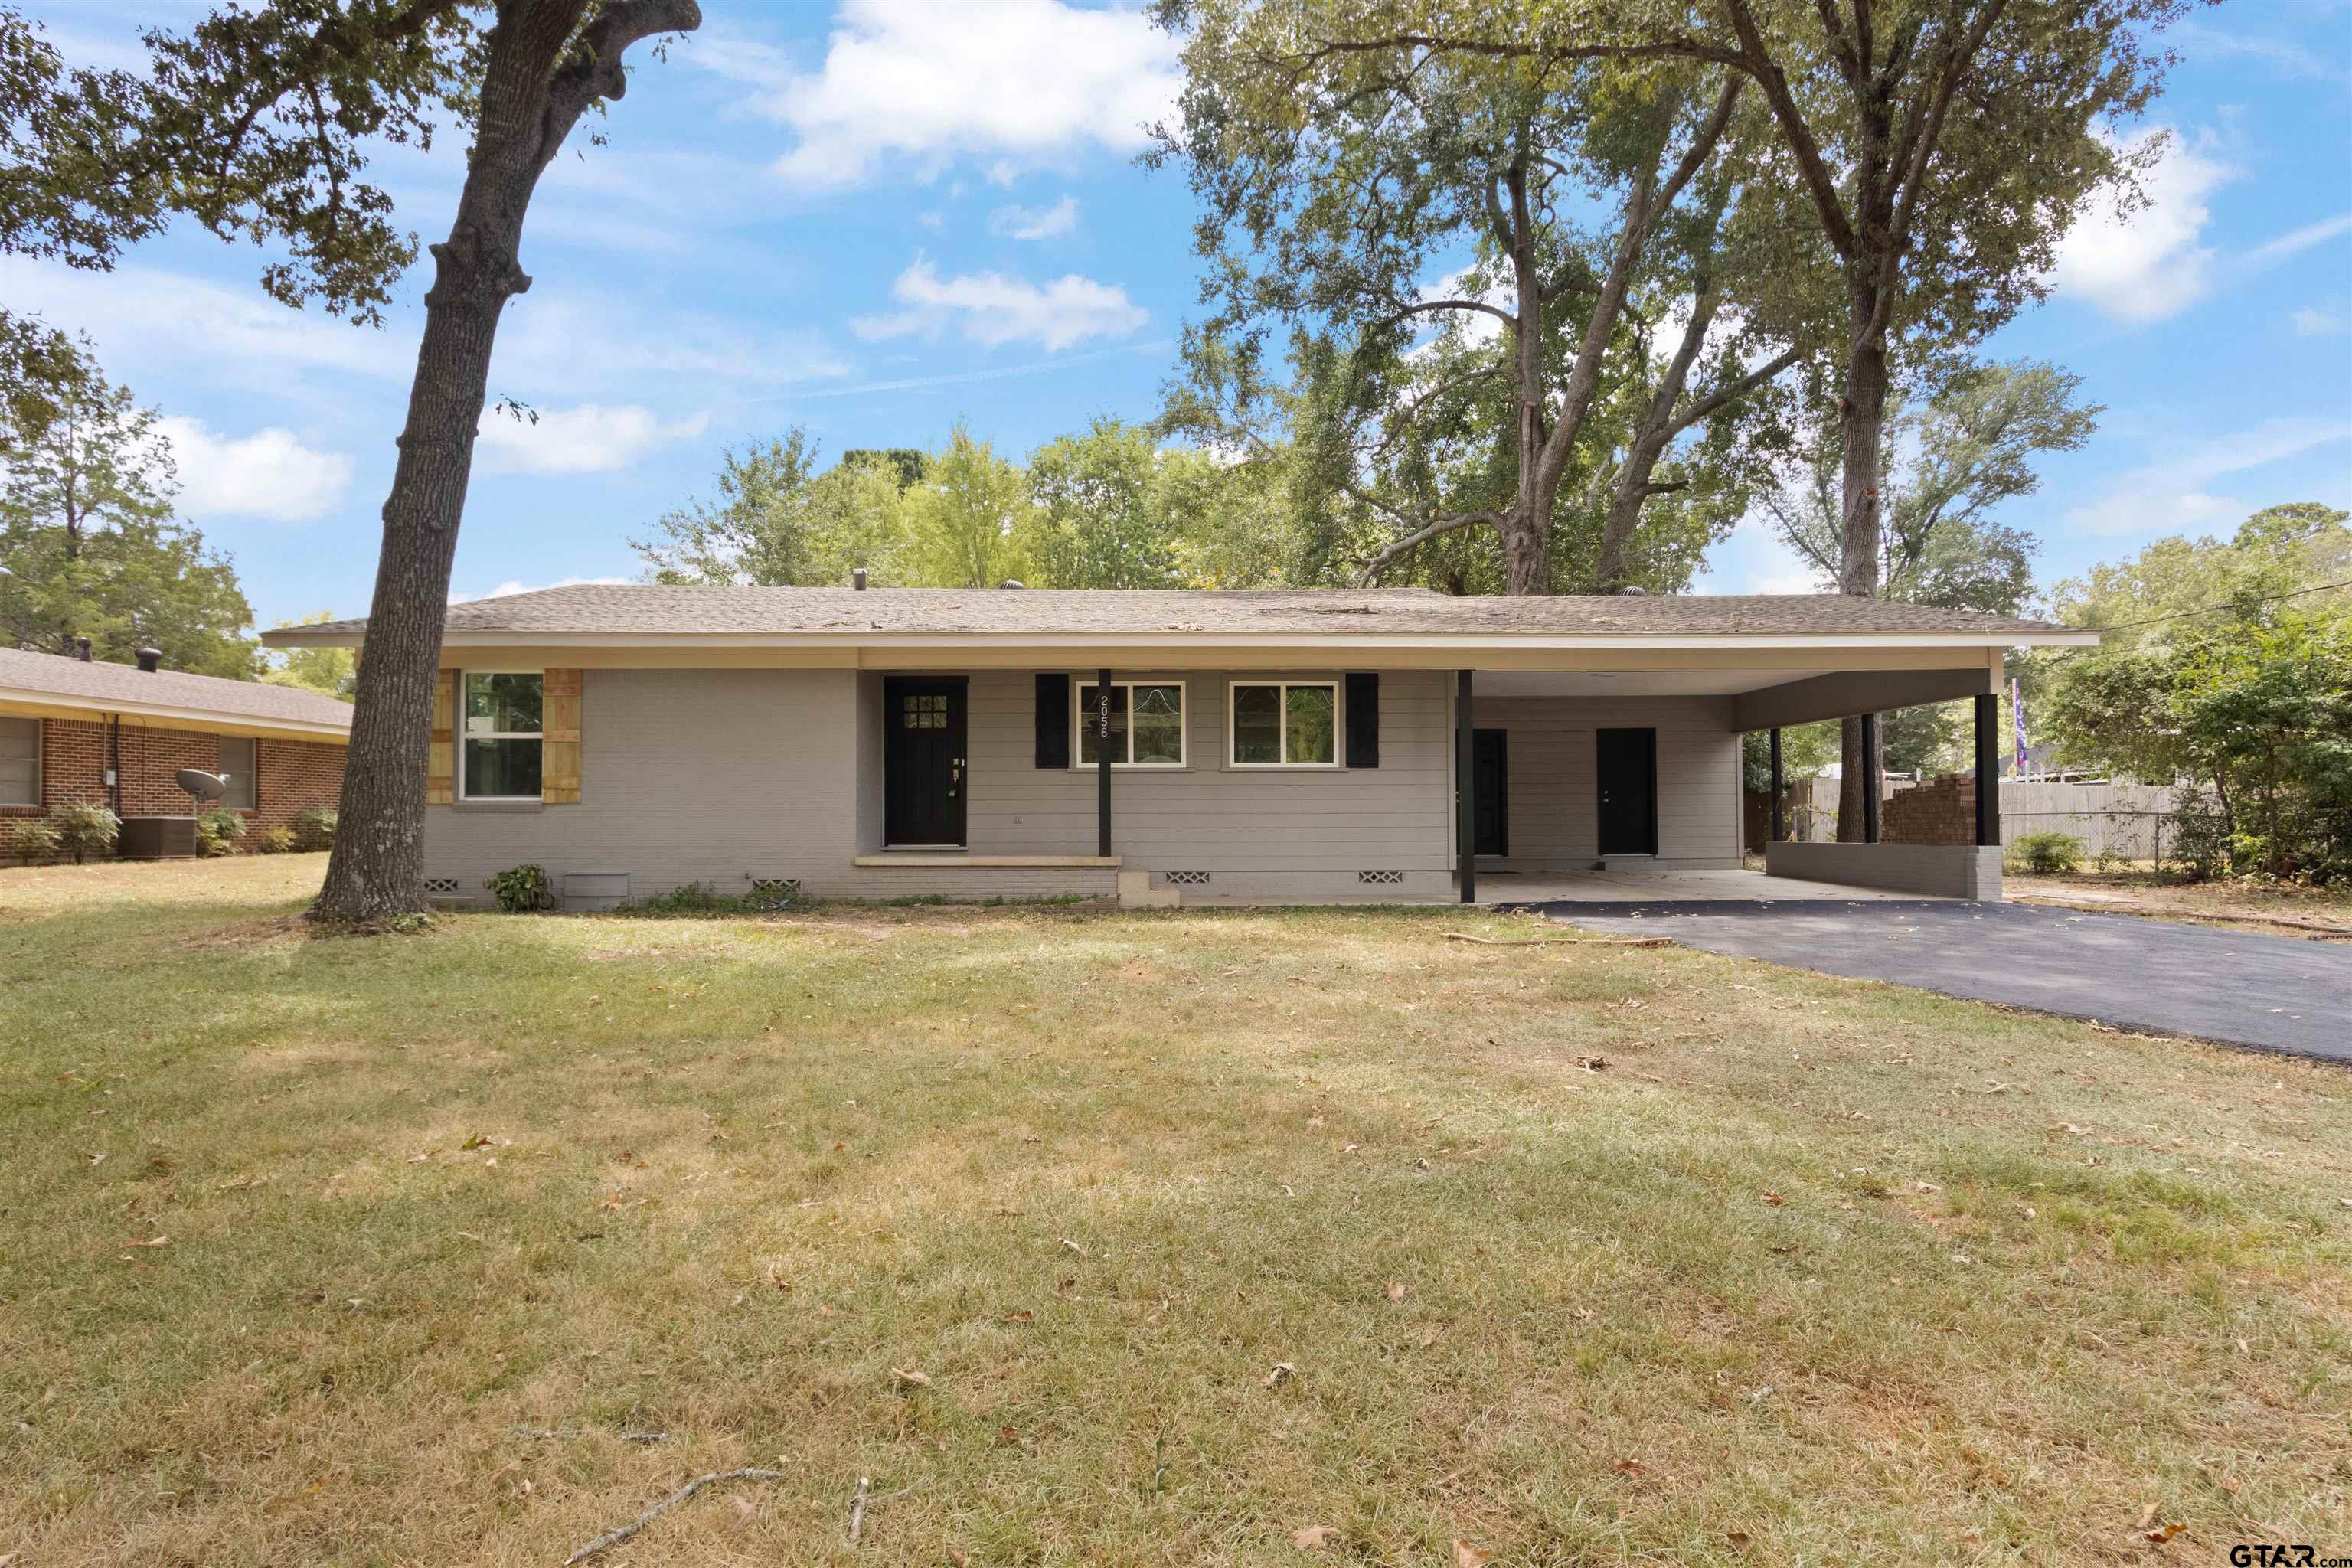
1 644 351 855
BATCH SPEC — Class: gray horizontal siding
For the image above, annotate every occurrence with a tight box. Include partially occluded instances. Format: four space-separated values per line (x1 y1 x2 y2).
963 669 1452 872
1471 694 1740 867
422 666 1459 900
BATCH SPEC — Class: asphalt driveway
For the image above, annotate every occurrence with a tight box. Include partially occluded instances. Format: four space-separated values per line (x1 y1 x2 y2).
1516 899 2350 1063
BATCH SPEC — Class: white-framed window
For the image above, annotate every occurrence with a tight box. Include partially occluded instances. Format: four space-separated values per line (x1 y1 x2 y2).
459 670 544 801
1229 681 1339 768
218 736 257 809
1073 678 1187 768
0 717 38 805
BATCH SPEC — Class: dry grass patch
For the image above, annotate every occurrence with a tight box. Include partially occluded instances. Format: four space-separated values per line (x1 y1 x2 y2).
1 860 2347 1566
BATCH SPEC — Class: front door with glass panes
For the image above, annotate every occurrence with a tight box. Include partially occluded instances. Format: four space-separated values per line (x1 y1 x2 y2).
883 677 967 846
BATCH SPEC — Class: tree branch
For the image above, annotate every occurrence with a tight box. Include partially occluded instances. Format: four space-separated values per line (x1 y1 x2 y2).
1669 344 1805 436
1353 508 1507 585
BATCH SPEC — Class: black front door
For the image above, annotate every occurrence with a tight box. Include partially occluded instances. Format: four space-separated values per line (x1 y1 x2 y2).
1596 726 1657 857
884 678 966 846
1472 728 1508 858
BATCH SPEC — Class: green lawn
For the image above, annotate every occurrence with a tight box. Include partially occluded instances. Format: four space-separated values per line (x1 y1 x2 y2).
2 856 2346 1566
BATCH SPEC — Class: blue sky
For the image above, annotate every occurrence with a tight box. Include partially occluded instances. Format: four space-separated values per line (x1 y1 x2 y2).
9 0 2350 629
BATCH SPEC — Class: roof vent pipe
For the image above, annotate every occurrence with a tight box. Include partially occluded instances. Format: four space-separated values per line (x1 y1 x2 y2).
74 637 93 661
136 646 162 671
998 579 1024 590
851 567 867 591
1616 586 1648 596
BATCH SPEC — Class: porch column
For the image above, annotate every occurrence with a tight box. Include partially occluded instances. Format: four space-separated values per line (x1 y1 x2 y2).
1768 727 1784 843
1096 668 1112 858
1859 710 1880 844
1456 669 1476 905
1973 692 2000 847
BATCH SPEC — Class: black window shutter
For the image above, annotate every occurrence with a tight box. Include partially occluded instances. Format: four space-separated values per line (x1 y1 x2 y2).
1345 672 1380 768
1034 673 1070 768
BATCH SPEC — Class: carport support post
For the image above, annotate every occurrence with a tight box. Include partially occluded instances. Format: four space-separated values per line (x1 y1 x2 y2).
1859 711 1880 844
1096 668 1112 858
1456 669 1476 905
1973 693 1999 847
1768 727 1784 842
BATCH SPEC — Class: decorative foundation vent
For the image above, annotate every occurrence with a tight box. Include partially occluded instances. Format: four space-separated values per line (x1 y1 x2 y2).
423 877 461 896
1358 870 1405 885
1162 870 1212 886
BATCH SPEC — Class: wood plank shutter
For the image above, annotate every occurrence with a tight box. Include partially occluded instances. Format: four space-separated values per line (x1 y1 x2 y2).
541 668 582 803
426 669 455 804
1345 672 1380 768
1034 672 1070 768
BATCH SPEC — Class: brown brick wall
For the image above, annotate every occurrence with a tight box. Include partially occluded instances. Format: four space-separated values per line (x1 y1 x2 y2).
1881 772 1977 846
2 717 345 851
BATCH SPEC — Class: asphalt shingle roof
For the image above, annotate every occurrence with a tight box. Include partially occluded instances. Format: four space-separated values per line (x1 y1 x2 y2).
283 586 2076 642
0 646 354 730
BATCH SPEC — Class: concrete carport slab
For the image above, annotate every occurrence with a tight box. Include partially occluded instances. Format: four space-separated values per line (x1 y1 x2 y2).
1511 898 2352 1063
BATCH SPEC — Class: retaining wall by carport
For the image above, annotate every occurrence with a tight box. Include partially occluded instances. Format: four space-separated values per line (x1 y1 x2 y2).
1765 841 2003 900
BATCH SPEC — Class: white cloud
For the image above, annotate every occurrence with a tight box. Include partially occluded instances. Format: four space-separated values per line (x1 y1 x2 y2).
2241 212 2352 274
450 575 632 606
2172 21 2351 85
2062 415 2352 537
0 257 395 385
705 0 1181 187
152 417 355 523
490 290 851 397
851 260 1147 351
473 404 711 475
2292 304 2349 337
984 160 1021 190
988 194 1080 241
2050 128 2233 323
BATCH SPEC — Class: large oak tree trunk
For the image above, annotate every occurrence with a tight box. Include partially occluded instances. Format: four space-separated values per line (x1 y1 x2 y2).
312 0 700 922
1834 283 1890 842
314 227 522 920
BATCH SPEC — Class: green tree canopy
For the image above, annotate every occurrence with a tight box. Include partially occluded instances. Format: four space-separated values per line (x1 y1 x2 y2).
1026 417 1188 590
630 431 912 588
263 612 358 701
1150 0 1814 594
906 423 1034 590
0 369 255 678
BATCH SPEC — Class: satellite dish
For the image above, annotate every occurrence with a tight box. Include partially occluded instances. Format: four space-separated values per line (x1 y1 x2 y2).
175 769 228 802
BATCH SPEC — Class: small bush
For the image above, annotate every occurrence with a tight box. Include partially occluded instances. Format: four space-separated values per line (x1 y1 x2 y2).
484 864 555 912
292 805 338 852
48 800 119 864
255 825 299 854
623 881 743 914
196 807 247 857
2011 831 2086 875
6 817 63 863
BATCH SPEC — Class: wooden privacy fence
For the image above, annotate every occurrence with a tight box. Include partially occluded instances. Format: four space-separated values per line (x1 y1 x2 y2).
1757 776 2182 859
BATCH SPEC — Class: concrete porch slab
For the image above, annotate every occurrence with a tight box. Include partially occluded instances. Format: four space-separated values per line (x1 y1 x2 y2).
1472 867 1952 905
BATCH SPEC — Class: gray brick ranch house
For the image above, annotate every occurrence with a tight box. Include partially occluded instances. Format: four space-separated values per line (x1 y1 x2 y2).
265 585 2095 909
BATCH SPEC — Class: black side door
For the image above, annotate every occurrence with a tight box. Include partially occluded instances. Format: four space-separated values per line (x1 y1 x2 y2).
1596 726 1657 857
883 677 967 846
1472 728 1508 858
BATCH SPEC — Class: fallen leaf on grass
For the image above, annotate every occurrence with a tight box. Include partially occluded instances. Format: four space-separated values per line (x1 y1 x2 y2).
998 1425 1020 1446
1573 1054 1607 1071
1263 1361 1297 1389
86 1152 105 1165
1291 1524 1341 1549
122 1236 168 1248
1726 1531 1752 1550
1612 1457 1646 1477
459 1134 492 1151
890 1367 932 1388
1387 1281 1408 1304
2135 1502 2161 1531
2144 1523 2185 1543
1759 1192 1786 1205
1454 1541 1493 1568
1003 1309 1033 1324
728 1493 756 1530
